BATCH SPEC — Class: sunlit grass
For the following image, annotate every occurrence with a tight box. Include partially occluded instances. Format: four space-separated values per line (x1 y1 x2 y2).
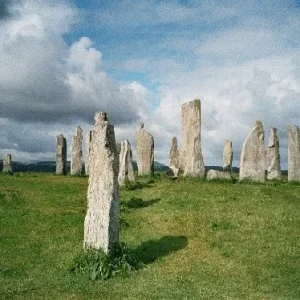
0 173 299 299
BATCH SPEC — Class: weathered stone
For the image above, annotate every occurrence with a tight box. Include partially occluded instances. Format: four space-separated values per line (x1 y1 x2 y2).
180 99 205 177
239 120 266 182
71 126 83 175
223 140 233 172
56 134 67 175
169 137 179 176
84 112 119 253
118 139 135 185
136 122 154 176
3 154 13 174
207 169 232 181
267 128 281 180
85 131 92 176
287 125 300 182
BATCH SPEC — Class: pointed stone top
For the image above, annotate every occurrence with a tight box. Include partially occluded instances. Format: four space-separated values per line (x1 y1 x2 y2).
76 126 83 135
255 120 263 130
57 133 64 138
139 122 144 129
94 111 108 125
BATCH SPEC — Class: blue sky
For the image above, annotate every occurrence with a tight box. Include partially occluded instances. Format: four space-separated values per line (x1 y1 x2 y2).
0 0 300 167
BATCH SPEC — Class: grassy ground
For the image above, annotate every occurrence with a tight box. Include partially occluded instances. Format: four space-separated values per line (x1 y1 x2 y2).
0 172 299 300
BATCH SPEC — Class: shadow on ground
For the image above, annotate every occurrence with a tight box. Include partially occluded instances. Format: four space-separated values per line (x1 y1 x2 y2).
124 197 160 209
133 235 188 264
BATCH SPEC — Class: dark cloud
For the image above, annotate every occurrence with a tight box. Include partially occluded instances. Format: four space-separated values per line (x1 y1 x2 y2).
0 0 12 20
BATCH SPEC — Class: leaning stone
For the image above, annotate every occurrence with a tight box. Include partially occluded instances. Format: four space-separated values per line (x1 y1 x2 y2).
85 131 92 176
223 140 233 172
118 139 135 185
84 112 119 254
239 120 266 182
56 134 67 175
136 122 154 176
287 125 300 182
3 154 13 174
71 126 83 175
207 169 231 181
180 99 205 177
267 128 281 180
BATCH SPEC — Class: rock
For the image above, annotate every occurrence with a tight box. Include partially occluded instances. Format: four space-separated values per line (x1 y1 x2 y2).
206 169 232 181
239 120 266 182
56 134 67 175
3 154 13 174
84 112 119 253
118 139 135 185
267 128 281 180
85 131 92 176
169 137 179 176
287 125 300 182
136 122 154 176
71 126 83 175
180 99 205 177
223 139 233 172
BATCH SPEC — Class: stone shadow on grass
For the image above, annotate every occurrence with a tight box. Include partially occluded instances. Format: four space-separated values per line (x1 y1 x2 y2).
124 197 160 209
133 235 188 264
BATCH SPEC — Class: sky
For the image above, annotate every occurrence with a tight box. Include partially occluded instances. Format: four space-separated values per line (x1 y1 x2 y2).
0 0 300 168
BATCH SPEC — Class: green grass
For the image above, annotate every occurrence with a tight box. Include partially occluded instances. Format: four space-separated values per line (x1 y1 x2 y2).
0 173 299 299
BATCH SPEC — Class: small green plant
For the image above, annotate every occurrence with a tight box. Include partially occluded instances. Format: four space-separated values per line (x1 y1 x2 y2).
70 243 142 280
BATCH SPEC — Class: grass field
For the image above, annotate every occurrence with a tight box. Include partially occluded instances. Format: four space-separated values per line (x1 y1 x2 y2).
0 173 299 299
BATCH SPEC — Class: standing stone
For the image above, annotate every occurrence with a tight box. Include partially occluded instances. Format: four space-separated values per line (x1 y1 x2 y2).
180 99 205 177
84 112 119 253
3 154 13 174
71 126 83 175
267 128 281 180
118 139 135 185
56 134 67 175
239 120 266 182
85 131 92 176
287 125 300 182
169 137 180 177
136 122 154 176
223 140 233 172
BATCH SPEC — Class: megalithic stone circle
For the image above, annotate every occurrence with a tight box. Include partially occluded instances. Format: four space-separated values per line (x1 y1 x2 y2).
71 126 83 175
136 122 154 176
56 134 67 175
267 128 281 180
84 112 120 253
239 120 266 182
180 99 205 177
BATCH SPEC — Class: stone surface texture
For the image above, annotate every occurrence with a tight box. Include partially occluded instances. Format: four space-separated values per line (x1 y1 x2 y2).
71 126 83 175
267 128 281 180
169 137 180 176
223 140 233 172
3 154 12 173
136 122 154 176
56 134 67 175
118 139 135 185
85 131 92 176
84 112 120 253
239 120 266 182
287 125 300 182
207 169 231 181
180 99 205 177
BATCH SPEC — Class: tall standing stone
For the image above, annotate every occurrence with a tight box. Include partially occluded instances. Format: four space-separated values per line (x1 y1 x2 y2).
223 140 233 172
136 122 154 176
180 99 205 177
118 139 135 185
71 126 83 175
239 120 266 182
287 125 300 182
56 134 67 175
84 112 119 253
267 128 281 180
3 154 13 174
85 131 92 176
169 137 180 176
